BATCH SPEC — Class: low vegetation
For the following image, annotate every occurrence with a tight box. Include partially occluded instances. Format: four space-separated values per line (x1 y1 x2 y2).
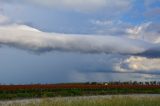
0 95 160 106
0 81 160 100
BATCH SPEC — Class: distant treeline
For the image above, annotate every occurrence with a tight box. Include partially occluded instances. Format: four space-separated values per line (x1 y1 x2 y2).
0 81 160 100
85 81 160 85
1 81 160 86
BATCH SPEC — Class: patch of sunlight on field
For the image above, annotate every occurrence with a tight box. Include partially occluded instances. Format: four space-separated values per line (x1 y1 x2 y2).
0 95 160 106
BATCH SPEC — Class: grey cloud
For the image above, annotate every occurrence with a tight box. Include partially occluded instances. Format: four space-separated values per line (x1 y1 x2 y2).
91 21 160 46
136 47 160 58
127 22 160 44
0 0 132 13
74 54 160 80
0 24 158 56
90 19 132 35
0 15 9 24
83 70 160 76
144 7 160 17
144 0 160 7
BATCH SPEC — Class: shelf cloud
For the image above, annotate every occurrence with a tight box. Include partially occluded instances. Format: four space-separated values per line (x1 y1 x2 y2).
0 24 159 57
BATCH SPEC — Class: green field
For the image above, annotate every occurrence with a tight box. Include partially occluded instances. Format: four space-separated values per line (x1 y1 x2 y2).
0 83 160 100
0 95 160 106
1 88 160 100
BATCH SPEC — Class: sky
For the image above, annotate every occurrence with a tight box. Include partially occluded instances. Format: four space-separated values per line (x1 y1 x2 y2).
0 0 160 84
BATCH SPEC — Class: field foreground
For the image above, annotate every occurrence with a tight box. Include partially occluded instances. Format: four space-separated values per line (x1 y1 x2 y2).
0 95 160 106
0 84 160 100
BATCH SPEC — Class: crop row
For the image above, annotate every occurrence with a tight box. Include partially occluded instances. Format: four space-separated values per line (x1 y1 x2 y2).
0 84 160 90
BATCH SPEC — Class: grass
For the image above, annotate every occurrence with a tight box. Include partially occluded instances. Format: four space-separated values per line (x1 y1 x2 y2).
1 88 160 100
0 95 160 106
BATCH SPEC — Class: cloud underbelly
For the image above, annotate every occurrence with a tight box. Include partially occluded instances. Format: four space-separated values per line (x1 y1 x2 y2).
0 25 158 56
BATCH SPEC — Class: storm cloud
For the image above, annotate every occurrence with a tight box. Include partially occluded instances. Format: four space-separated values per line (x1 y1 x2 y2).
0 24 159 57
0 0 159 83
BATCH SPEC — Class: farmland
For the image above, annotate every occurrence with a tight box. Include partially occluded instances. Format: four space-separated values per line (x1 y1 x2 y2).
0 82 160 100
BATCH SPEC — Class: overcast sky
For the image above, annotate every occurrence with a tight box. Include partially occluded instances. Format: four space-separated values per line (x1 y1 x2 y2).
0 0 160 84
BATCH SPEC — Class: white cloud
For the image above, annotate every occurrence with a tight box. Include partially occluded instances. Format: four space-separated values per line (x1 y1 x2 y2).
91 20 114 26
116 56 160 72
0 15 9 24
91 20 160 44
126 23 151 37
0 24 155 55
126 22 160 44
